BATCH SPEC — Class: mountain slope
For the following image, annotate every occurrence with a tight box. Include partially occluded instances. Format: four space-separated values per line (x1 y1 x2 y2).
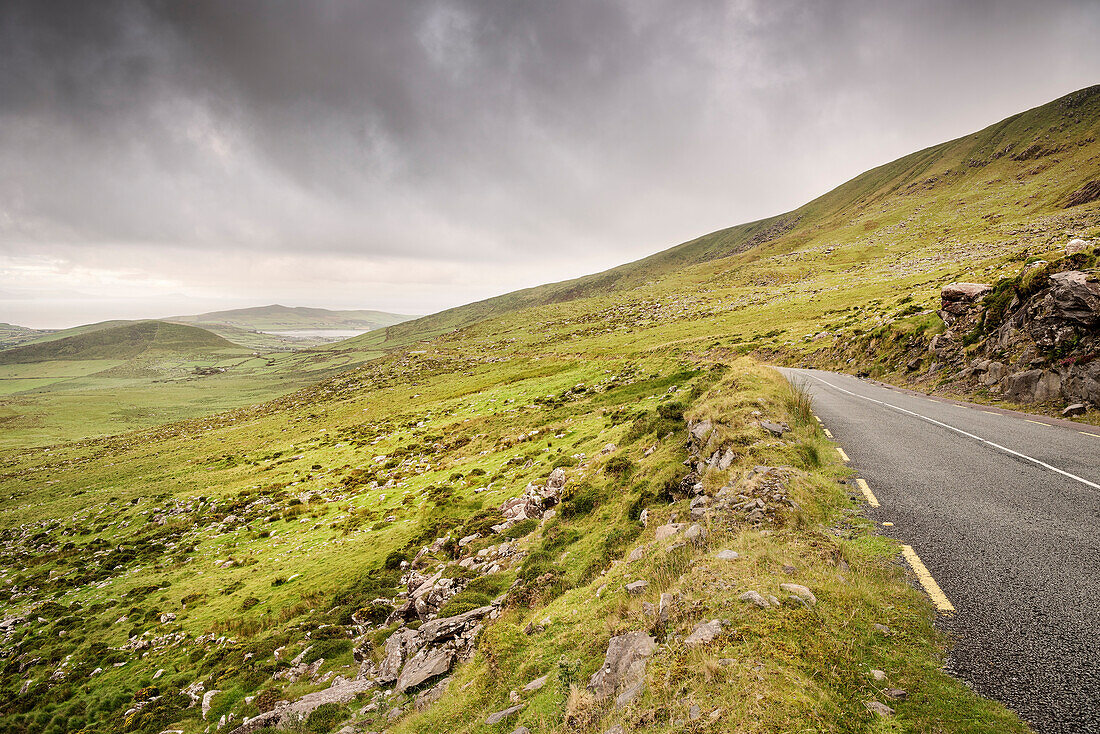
367 84 1100 347
0 320 240 365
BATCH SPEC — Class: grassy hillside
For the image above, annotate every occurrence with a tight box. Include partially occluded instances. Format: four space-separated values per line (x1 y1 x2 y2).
366 84 1100 348
6 86 1098 734
0 323 53 349
0 321 239 365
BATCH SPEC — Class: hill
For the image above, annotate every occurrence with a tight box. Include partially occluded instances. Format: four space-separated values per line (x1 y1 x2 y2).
172 304 414 331
3 88 1097 734
366 84 1100 347
0 320 240 365
0 322 52 348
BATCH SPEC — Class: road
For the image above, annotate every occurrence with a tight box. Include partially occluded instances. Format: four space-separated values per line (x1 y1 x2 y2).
779 368 1100 734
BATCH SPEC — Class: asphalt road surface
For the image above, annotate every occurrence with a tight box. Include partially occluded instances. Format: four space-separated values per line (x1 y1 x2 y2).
779 368 1100 734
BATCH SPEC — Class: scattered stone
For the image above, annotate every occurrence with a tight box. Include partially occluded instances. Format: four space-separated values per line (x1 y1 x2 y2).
864 701 895 717
689 703 702 720
872 623 891 634
485 704 524 726
684 619 722 647
759 420 787 437
522 674 549 694
739 591 771 609
715 549 739 560
870 669 887 682
626 580 649 596
684 523 707 546
884 688 908 700
1066 238 1091 256
658 592 674 625
655 523 685 541
779 583 817 607
202 690 221 720
627 545 648 562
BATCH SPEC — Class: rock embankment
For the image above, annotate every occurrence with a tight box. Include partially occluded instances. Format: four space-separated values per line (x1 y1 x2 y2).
930 239 1100 408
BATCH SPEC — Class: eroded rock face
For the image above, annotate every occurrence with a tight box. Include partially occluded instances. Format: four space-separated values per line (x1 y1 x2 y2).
587 631 656 703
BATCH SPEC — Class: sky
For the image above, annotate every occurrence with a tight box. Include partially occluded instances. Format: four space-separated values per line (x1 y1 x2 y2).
2 1 1099 328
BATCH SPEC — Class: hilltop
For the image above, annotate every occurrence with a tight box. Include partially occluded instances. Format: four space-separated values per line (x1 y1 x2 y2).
4 87 1097 734
0 320 240 365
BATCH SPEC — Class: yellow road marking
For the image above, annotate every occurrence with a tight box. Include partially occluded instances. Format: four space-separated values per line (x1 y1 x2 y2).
1080 431 1100 438
882 521 894 527
982 410 999 415
824 428 833 438
901 545 955 613
836 447 850 462
856 478 880 507
1024 419 1049 427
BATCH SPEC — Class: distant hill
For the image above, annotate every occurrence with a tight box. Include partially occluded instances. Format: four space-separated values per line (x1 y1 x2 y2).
0 320 241 365
171 304 415 331
0 322 52 349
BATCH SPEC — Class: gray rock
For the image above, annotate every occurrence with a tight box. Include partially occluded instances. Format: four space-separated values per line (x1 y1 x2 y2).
759 420 787 437
510 728 531 734
202 690 221 719
658 592 674 625
739 590 770 608
941 282 991 301
684 523 707 546
521 674 549 693
864 701 895 717
1067 238 1091 256
689 703 702 720
588 631 657 702
779 583 817 607
684 619 722 647
655 523 685 541
1004 369 1062 403
485 704 524 725
415 677 450 709
418 605 493 643
396 646 454 693
870 669 887 681
378 628 420 683
716 549 739 560
690 419 714 443
884 688 908 700
1063 403 1087 416
625 580 649 596
627 545 648 563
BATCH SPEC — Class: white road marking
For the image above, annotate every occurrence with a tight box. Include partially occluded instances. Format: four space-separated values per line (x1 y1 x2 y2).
902 544 955 613
796 372 1100 492
836 447 850 462
856 478 880 507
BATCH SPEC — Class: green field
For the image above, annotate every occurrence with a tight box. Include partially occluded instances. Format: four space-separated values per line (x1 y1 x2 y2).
0 85 1098 734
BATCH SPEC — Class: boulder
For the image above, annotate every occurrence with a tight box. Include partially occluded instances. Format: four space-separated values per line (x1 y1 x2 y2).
690 419 714 443
1004 369 1062 403
941 282 992 302
378 628 421 683
417 605 493 643
396 646 454 693
588 631 657 702
759 420 787 437
1066 238 1091 256
625 580 649 596
684 523 707 546
655 523 685 541
739 590 771 609
522 674 549 694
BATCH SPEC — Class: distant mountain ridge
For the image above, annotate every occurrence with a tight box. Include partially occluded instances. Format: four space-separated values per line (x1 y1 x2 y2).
171 304 415 331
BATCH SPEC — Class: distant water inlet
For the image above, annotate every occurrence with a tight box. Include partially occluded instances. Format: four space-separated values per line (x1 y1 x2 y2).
259 329 368 338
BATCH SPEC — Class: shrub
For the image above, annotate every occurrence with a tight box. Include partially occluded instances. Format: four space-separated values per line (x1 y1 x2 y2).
603 455 635 478
306 702 348 733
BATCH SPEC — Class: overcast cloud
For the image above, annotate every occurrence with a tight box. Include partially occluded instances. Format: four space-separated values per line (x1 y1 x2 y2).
2 0 1099 327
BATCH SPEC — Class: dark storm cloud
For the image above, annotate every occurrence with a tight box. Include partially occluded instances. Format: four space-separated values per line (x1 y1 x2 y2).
1 0 1099 325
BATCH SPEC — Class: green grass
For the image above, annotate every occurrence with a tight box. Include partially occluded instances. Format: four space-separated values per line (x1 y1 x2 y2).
2 84 1098 734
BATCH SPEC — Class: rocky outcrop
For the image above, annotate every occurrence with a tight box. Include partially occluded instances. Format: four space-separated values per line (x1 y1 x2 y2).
917 242 1100 407
496 469 564 531
366 605 494 694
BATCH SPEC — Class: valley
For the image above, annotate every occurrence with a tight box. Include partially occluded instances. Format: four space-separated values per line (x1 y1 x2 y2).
1 85 1098 734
